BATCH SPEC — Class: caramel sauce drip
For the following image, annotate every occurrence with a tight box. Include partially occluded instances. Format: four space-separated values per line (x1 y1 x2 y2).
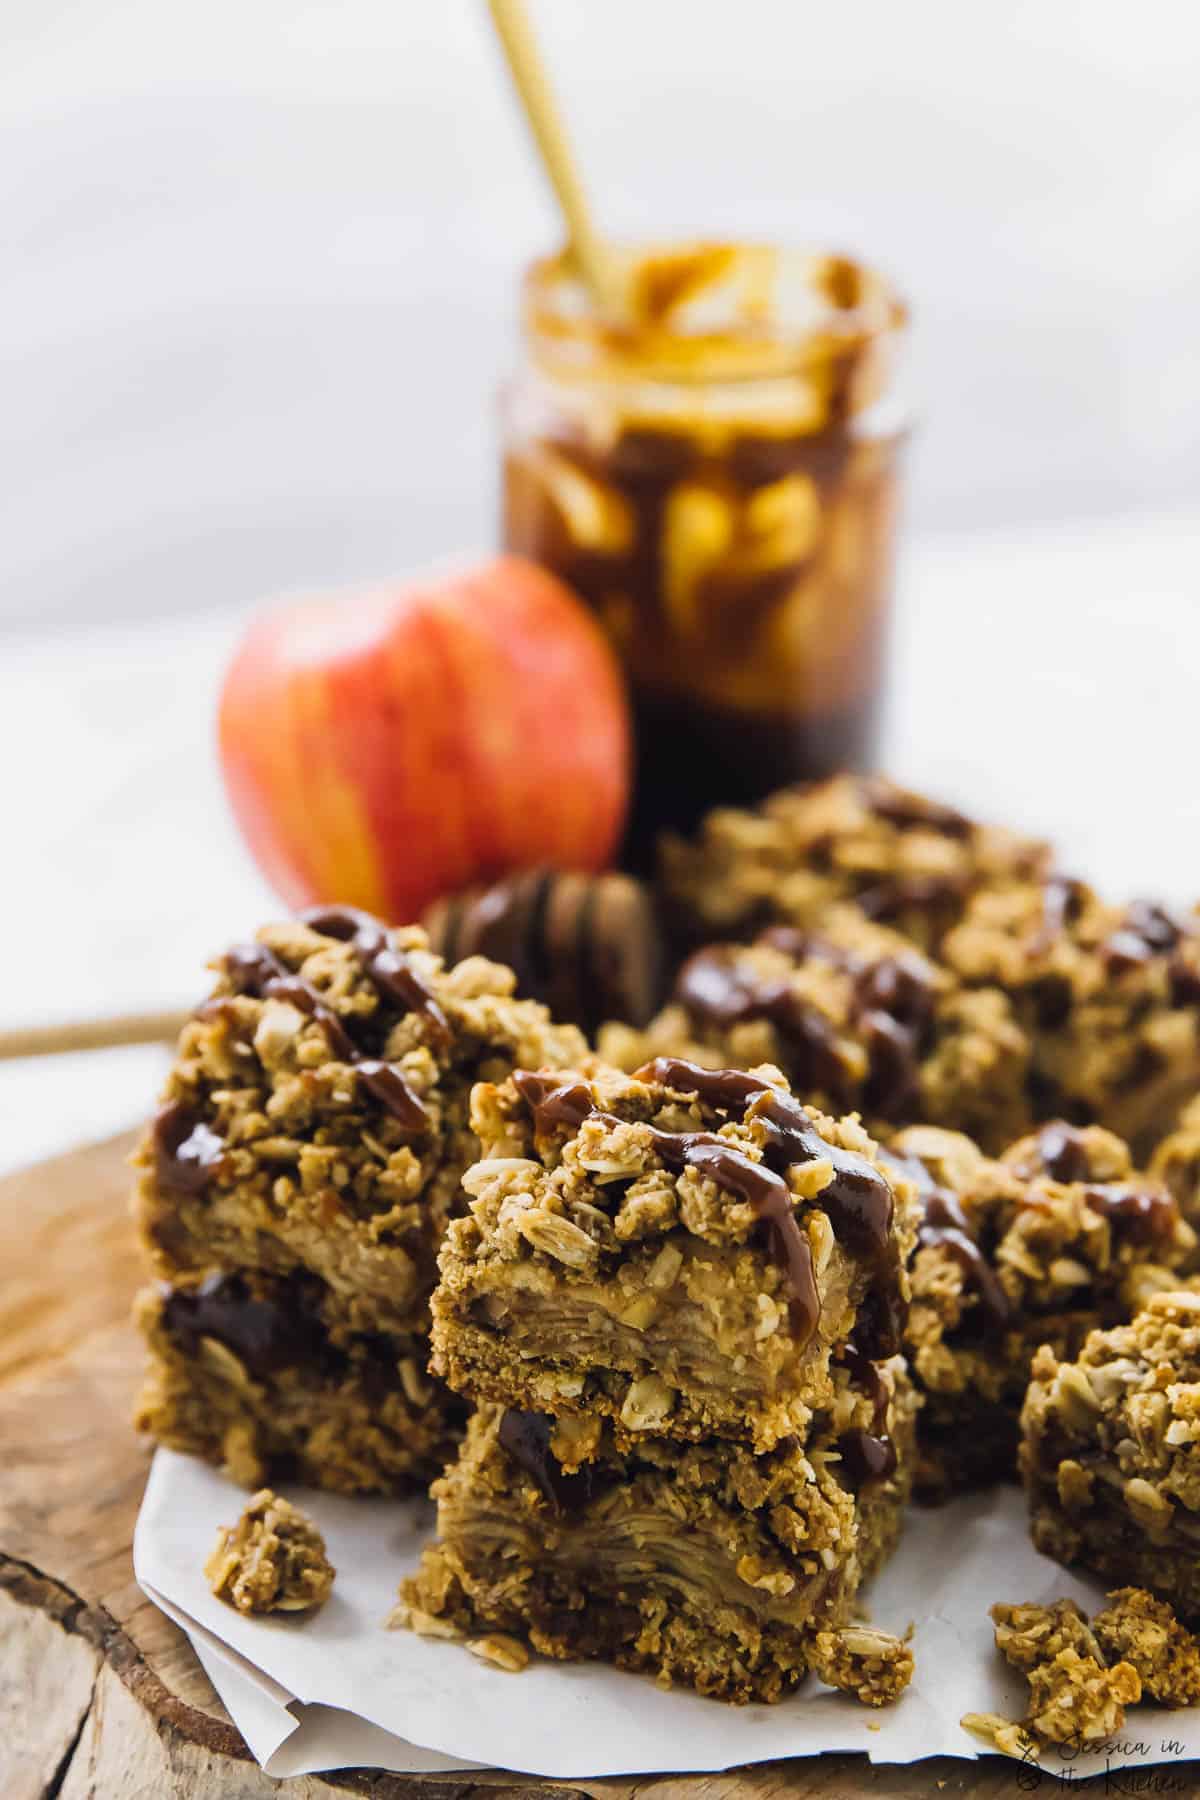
859 779 971 839
301 905 451 1045
635 1057 770 1116
855 872 967 933
1171 951 1200 1008
1082 1183 1177 1244
675 947 849 1102
855 952 936 1119
511 1064 823 1339
753 1087 903 1358
633 1056 899 1350
161 1272 322 1377
226 944 358 1060
1036 1121 1092 1184
153 1101 228 1196
674 939 935 1123
879 1146 1011 1333
510 1053 904 1352
497 1409 604 1515
615 1114 820 1342
223 923 432 1132
1033 1123 1176 1242
835 1338 896 1485
352 1061 431 1132
752 1092 894 1263
837 1426 898 1485
840 1340 889 1429
510 1070 594 1136
1109 898 1200 1008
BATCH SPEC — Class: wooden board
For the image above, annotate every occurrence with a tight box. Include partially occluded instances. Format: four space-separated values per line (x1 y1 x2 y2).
0 1134 1158 1798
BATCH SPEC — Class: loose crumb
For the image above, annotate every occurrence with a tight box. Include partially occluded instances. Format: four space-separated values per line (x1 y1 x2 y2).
1025 1648 1140 1747
961 1711 1040 1761
969 1595 1155 1752
990 1598 1102 1671
810 1625 914 1707
204 1488 334 1616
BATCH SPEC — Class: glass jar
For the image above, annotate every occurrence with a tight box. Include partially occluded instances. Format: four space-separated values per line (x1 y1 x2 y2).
501 241 909 867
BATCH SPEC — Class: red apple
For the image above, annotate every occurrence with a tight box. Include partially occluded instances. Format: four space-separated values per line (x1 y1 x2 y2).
218 556 631 922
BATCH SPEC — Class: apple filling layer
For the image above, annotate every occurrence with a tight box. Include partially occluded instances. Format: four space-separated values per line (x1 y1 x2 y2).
435 1247 860 1449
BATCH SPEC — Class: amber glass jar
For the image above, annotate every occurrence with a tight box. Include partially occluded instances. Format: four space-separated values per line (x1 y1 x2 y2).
502 242 909 867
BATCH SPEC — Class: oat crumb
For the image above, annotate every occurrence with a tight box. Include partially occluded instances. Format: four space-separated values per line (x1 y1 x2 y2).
811 1625 914 1706
982 1595 1148 1750
466 1633 530 1672
205 1488 334 1615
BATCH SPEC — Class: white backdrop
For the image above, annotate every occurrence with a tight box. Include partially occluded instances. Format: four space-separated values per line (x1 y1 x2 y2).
4 0 1200 630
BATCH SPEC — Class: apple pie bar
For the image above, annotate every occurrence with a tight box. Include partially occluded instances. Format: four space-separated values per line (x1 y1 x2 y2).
656 777 1200 1158
897 1119 1193 1497
431 1056 919 1454
600 903 1033 1155
133 906 585 1490
1021 1289 1200 1615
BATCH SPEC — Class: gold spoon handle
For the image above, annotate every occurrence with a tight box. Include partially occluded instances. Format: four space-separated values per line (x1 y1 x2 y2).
0 1009 190 1062
487 0 621 315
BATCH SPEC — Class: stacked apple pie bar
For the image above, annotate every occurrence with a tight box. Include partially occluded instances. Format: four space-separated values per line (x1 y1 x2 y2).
399 1055 919 1703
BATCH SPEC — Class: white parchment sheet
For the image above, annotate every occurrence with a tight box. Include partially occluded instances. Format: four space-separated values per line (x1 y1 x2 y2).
134 1448 1200 1782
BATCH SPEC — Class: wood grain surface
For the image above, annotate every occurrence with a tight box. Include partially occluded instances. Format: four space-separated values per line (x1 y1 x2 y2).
0 1131 1160 1796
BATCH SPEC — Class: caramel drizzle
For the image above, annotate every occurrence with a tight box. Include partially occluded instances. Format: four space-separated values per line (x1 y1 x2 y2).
1033 1123 1176 1242
160 1271 323 1376
639 1057 900 1353
855 872 967 928
157 908 443 1195
300 905 451 1046
224 939 429 1132
838 1427 897 1484
674 947 848 1102
638 1058 898 1281
878 1146 1011 1333
496 1409 605 1514
153 1101 228 1196
1035 1121 1091 1184
1082 1182 1177 1244
674 939 935 1122
835 1338 896 1484
860 777 971 839
597 1110 820 1341
511 1070 595 1136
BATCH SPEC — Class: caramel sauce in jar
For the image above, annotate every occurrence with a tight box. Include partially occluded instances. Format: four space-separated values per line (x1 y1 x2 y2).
502 242 909 866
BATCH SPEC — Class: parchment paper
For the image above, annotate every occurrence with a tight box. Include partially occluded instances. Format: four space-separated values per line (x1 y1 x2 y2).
134 1448 1200 1782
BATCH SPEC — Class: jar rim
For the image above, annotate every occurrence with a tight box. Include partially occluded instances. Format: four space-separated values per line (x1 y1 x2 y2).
521 240 906 387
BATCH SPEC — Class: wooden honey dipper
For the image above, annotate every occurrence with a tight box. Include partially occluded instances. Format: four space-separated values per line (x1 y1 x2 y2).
422 868 665 1038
